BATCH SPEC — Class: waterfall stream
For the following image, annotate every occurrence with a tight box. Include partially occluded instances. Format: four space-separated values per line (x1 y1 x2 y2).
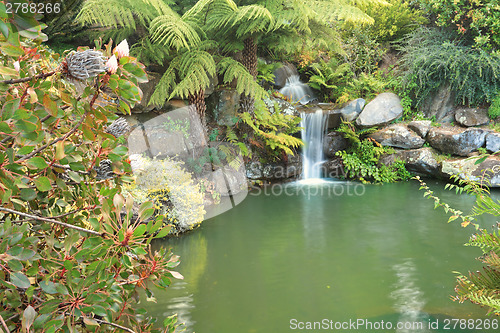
279 75 315 104
300 109 327 180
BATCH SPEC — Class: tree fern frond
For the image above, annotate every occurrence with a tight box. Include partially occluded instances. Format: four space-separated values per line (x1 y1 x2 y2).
217 57 268 100
149 11 203 51
149 66 177 106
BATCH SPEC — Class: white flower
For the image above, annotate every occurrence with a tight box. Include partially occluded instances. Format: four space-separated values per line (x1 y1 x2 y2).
13 61 20 72
114 39 129 58
106 55 118 74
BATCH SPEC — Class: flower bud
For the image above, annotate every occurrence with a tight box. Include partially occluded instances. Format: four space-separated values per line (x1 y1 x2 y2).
115 39 129 58
106 55 118 74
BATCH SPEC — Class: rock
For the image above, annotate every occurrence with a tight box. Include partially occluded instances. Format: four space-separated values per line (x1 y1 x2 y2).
356 93 403 128
323 131 350 158
442 156 500 187
209 167 248 196
326 109 342 129
368 124 425 149
131 71 161 113
454 107 489 127
408 120 431 138
264 97 299 116
322 157 345 179
426 126 489 156
245 156 302 180
380 148 440 177
486 132 500 153
419 83 455 121
340 98 365 122
273 63 299 89
209 89 240 126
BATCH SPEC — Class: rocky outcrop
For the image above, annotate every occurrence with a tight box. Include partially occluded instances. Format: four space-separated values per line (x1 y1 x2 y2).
209 89 240 126
419 83 455 121
454 107 489 127
442 156 500 187
340 98 365 122
486 132 500 153
356 93 403 128
368 124 425 149
426 126 489 156
246 155 302 181
408 120 431 138
323 131 349 158
273 63 298 89
208 167 248 196
380 148 440 177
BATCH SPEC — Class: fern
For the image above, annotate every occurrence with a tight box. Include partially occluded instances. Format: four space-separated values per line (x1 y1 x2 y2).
217 57 268 100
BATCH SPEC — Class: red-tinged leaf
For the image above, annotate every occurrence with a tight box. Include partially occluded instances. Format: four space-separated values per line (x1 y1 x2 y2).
43 94 57 116
27 87 37 103
0 44 24 57
15 119 37 133
0 65 18 76
26 156 48 169
22 305 36 332
82 124 95 141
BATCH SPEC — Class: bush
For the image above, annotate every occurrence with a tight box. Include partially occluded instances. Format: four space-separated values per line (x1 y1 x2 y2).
0 8 183 332
489 93 500 119
418 0 500 50
399 27 500 107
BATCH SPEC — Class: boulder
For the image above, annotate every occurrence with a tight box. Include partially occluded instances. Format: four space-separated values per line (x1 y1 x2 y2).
246 156 302 180
454 107 489 127
340 98 365 122
264 97 298 116
322 157 345 179
419 83 455 121
209 167 248 196
368 124 425 149
210 89 240 126
380 148 440 177
408 120 431 138
486 132 500 153
426 126 489 156
273 63 299 89
442 156 500 187
323 131 350 158
356 93 403 128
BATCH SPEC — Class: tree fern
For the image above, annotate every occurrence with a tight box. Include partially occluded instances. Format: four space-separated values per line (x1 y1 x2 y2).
217 57 268 100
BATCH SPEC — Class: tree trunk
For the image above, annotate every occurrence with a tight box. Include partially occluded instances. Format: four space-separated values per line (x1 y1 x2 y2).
188 89 207 130
240 37 258 114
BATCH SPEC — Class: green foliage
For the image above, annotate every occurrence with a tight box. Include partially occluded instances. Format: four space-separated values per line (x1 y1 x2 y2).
489 92 500 119
239 99 303 159
307 58 353 102
399 27 500 107
417 173 500 315
164 116 191 139
0 9 183 332
337 71 389 105
353 0 427 43
335 121 411 183
257 59 281 85
418 0 500 50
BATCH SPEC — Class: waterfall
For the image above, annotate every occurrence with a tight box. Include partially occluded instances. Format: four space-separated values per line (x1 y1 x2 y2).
300 110 327 180
280 75 315 104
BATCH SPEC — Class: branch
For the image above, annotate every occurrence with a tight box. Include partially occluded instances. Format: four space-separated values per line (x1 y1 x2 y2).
93 319 136 333
0 207 102 236
0 314 10 333
0 71 57 85
16 111 88 162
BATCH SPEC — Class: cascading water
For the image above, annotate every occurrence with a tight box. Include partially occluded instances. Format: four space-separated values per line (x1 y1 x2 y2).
279 75 315 104
300 109 327 180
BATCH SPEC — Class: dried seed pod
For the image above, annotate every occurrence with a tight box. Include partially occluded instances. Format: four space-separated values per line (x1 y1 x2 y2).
64 50 107 80
94 159 114 180
105 117 130 137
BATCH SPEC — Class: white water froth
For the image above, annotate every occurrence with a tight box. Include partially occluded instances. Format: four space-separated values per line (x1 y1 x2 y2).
300 110 327 180
280 75 315 104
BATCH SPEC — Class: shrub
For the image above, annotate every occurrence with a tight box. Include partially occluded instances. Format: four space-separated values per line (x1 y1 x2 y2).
418 0 500 50
125 155 205 234
335 122 411 183
0 7 183 332
399 27 500 107
489 93 500 119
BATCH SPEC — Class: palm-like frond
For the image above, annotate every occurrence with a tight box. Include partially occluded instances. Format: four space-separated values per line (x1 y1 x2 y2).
217 57 268 100
150 8 204 51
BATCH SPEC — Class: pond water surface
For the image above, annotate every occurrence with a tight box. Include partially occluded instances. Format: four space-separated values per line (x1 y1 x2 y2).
143 180 499 332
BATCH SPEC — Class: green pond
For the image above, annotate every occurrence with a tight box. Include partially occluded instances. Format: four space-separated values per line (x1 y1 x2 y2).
143 180 500 332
